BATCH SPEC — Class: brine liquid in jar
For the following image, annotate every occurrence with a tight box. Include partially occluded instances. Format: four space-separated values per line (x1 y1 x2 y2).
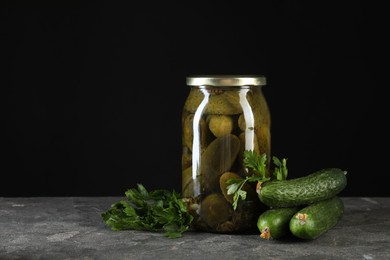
182 75 271 233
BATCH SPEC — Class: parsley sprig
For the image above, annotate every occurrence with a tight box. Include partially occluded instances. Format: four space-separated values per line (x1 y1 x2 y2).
101 184 193 238
272 156 288 181
226 151 288 210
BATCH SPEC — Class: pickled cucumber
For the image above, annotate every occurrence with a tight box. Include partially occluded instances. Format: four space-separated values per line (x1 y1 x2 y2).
184 88 242 115
200 193 233 229
207 115 234 137
200 134 240 193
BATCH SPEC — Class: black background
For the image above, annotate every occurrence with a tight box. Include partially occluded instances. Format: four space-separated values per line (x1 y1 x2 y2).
1 2 387 197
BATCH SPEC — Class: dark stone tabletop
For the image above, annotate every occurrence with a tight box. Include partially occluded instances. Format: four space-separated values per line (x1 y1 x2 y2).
1 197 389 260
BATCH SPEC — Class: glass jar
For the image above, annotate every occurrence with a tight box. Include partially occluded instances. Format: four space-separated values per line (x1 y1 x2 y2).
181 75 271 233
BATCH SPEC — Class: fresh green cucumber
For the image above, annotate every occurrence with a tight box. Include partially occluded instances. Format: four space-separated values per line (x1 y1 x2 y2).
258 168 347 208
257 207 300 240
289 196 344 239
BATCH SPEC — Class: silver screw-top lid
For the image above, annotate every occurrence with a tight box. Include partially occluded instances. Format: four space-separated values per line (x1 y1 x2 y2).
186 75 266 86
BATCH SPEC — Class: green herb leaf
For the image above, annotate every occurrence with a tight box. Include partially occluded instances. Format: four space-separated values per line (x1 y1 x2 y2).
243 150 267 176
272 156 288 181
227 151 271 210
101 184 193 238
226 181 241 195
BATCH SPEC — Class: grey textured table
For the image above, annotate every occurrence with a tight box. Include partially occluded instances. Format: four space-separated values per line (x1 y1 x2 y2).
1 197 389 260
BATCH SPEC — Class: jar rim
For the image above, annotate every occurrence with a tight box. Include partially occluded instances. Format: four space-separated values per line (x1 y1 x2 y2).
186 75 266 87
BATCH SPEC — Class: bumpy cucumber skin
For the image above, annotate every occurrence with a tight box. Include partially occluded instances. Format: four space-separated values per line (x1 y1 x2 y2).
258 168 347 208
257 207 300 239
289 196 344 239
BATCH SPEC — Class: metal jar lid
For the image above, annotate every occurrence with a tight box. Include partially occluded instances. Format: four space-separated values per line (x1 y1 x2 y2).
186 75 266 86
